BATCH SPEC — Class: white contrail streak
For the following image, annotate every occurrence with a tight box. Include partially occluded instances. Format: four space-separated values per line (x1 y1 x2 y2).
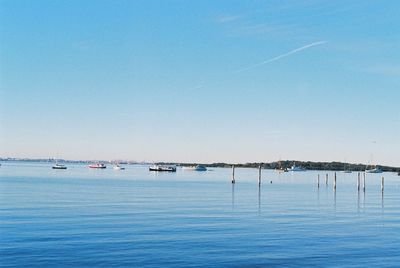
235 41 327 73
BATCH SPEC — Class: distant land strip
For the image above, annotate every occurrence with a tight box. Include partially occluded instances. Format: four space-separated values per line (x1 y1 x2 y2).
1 158 399 172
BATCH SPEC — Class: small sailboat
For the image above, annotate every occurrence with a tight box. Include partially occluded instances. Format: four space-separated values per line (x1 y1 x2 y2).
365 155 382 173
52 154 67 169
113 164 125 170
276 160 288 172
52 163 67 169
365 166 383 173
343 163 352 173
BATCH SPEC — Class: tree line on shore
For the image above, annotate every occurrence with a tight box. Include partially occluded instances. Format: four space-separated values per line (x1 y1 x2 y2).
178 161 399 172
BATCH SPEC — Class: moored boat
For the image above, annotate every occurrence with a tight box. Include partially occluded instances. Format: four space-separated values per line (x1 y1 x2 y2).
343 163 352 173
89 163 106 169
113 164 125 170
288 165 305 172
276 160 288 172
52 163 67 170
365 167 382 173
149 165 176 172
182 165 207 171
194 165 207 171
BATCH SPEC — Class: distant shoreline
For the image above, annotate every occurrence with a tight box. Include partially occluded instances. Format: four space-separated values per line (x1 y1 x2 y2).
1 158 399 172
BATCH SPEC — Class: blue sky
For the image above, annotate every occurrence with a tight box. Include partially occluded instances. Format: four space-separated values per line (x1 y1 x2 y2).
1 0 399 165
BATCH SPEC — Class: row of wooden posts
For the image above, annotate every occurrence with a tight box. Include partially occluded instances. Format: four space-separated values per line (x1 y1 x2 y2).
231 165 385 192
231 165 262 186
317 172 385 192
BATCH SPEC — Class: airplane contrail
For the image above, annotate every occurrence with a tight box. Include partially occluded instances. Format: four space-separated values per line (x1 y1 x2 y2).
235 41 327 73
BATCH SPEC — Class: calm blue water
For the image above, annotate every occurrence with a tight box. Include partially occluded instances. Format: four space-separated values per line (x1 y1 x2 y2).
1 162 399 267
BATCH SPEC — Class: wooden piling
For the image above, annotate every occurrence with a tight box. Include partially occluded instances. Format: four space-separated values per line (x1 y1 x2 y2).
363 172 366 192
381 176 384 192
357 172 360 191
231 165 235 184
317 174 320 188
333 172 337 191
325 173 328 185
258 165 262 186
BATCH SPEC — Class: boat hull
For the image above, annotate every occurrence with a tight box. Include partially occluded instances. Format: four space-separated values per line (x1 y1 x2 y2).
365 168 382 173
89 164 106 169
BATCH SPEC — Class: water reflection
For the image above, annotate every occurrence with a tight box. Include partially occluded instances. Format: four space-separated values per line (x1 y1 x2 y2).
258 185 261 214
231 183 235 210
363 190 366 212
333 188 336 212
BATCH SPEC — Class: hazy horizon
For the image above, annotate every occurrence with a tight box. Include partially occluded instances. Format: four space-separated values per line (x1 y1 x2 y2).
1 1 399 166
1 155 399 168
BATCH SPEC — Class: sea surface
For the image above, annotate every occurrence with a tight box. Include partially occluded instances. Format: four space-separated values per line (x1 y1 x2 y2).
1 162 399 267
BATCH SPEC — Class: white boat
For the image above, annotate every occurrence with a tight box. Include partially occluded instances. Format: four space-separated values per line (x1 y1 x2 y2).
182 165 207 171
89 163 106 169
288 165 305 172
113 164 125 170
365 167 382 173
52 163 67 170
149 165 176 172
343 162 352 173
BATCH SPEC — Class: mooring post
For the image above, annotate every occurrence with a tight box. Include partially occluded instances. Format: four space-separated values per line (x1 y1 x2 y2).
258 165 262 186
334 172 337 191
326 173 328 185
357 172 360 191
381 176 384 192
363 172 366 192
231 165 235 184
317 174 320 188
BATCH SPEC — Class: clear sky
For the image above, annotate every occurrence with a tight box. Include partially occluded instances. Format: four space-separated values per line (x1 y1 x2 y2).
1 0 399 166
